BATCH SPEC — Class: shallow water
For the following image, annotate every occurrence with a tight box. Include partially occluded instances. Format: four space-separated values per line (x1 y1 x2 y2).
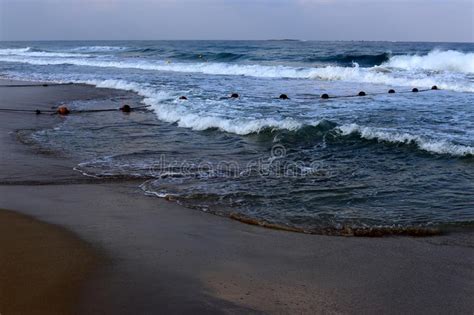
1 40 473 234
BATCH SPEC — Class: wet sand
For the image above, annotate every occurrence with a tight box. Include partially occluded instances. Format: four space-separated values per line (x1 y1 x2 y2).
0 209 98 315
0 79 473 314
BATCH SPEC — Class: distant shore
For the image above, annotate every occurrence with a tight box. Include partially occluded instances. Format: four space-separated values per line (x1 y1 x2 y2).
0 78 473 314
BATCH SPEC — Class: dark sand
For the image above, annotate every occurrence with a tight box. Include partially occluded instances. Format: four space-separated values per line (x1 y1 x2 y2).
0 209 98 315
0 79 473 314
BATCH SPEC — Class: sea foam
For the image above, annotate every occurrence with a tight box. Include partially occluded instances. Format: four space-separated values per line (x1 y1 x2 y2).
0 47 90 58
0 47 32 55
383 50 474 74
337 123 474 157
1 51 473 92
86 79 305 134
69 46 129 52
79 78 474 156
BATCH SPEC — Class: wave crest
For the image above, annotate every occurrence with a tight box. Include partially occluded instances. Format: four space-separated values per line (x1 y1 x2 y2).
383 50 474 74
310 52 391 66
1 53 472 92
79 79 474 156
69 46 129 52
0 46 90 58
337 123 474 157
0 47 32 55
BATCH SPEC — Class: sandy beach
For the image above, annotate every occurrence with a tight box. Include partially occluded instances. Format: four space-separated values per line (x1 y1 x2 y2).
0 79 473 314
0 209 98 314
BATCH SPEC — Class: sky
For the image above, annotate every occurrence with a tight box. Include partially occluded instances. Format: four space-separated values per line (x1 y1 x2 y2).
0 0 473 42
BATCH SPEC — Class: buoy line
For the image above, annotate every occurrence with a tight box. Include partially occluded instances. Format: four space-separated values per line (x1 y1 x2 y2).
0 82 75 88
0 105 151 115
318 86 438 100
0 85 440 116
177 86 439 101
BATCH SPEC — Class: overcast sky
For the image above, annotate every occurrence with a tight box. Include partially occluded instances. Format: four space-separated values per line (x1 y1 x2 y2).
0 0 472 42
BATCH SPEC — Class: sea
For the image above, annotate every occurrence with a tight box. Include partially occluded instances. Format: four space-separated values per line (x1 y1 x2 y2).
0 40 473 235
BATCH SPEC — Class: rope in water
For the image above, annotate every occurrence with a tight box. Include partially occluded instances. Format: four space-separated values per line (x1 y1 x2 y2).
74 105 151 113
318 86 438 100
0 105 151 115
193 86 438 101
0 85 440 115
0 82 74 88
0 108 55 113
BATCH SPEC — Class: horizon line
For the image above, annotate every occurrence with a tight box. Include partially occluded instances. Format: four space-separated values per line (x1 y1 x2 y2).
1 39 473 44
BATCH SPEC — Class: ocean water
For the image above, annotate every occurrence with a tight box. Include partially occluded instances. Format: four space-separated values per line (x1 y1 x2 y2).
1 40 473 235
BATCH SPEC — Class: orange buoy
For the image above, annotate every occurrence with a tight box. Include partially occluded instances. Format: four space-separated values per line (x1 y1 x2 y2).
57 106 70 115
120 104 131 112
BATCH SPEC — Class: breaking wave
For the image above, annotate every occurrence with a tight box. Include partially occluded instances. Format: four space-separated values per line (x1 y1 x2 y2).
68 46 129 52
0 46 90 58
383 50 474 74
6 41 471 235
337 124 474 157
306 64 474 92
1 54 473 92
0 47 33 55
63 78 474 157
311 52 391 66
87 79 306 134
170 51 246 62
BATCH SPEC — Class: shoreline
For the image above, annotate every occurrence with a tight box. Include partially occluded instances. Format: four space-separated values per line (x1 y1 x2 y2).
0 78 473 313
1 77 470 237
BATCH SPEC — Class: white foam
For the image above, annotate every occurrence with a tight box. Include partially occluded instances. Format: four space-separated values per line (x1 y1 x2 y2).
86 79 150 94
0 51 474 92
24 51 88 58
0 54 311 78
337 123 474 157
83 78 307 135
69 78 474 139
0 47 32 55
19 75 473 154
150 108 304 135
0 47 89 58
383 50 474 74
308 64 474 92
69 46 128 52
82 58 313 78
